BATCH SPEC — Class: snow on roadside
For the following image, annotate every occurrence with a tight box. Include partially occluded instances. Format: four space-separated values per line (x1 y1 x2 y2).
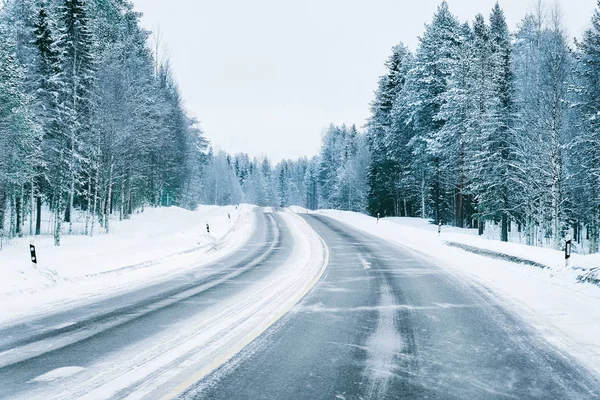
0 204 255 325
384 216 600 278
308 208 600 376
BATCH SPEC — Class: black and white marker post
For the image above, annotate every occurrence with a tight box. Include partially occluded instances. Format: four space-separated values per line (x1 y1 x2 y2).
377 213 380 224
565 235 572 267
206 222 219 250
30 244 37 267
438 222 442 236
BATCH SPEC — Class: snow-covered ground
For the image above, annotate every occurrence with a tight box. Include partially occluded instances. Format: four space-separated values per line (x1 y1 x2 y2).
0 204 255 325
297 207 600 376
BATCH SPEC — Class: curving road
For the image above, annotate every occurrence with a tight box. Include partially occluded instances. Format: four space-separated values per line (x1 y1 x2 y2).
1 211 598 399
0 209 296 399
182 214 600 400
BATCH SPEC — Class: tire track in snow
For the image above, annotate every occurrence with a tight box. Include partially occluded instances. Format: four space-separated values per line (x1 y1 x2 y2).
363 277 403 399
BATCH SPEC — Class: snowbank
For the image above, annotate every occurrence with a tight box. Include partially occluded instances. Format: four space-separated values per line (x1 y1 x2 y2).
308 209 600 376
0 204 255 324
385 216 600 287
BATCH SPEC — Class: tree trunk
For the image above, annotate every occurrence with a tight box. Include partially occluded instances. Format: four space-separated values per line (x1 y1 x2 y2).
54 173 63 246
551 109 561 249
30 180 34 236
434 158 440 224
589 219 598 254
91 164 99 237
457 129 465 228
35 196 42 235
421 177 426 219
501 213 508 242
15 193 22 237
85 175 92 235
119 177 124 221
0 190 6 249
64 194 71 223
67 48 78 235
105 159 114 234
10 194 16 237
127 183 132 217
456 186 464 228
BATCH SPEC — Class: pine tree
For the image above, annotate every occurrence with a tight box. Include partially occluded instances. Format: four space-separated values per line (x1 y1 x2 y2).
50 0 96 238
305 157 319 210
319 125 346 208
32 0 61 236
409 1 460 223
276 161 288 208
366 45 410 217
434 22 475 227
466 3 517 241
489 2 517 242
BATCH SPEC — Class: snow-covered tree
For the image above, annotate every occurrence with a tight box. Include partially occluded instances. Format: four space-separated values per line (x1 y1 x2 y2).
0 0 209 246
0 22 38 243
409 1 460 223
574 0 600 253
367 44 413 217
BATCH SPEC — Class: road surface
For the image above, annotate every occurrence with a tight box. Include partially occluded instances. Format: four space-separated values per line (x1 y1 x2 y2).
180 214 600 400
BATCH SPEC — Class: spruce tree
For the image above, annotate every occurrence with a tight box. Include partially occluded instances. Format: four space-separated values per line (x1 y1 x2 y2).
409 1 460 223
366 44 410 217
574 1 600 252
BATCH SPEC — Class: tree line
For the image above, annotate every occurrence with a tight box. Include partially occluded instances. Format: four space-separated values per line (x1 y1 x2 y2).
5 0 600 254
203 0 600 254
0 0 207 247
365 0 600 253
200 124 371 213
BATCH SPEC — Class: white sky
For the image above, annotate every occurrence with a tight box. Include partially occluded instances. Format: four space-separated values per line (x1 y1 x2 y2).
133 0 596 162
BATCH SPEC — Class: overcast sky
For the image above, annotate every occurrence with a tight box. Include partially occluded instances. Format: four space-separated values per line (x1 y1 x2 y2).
132 0 596 162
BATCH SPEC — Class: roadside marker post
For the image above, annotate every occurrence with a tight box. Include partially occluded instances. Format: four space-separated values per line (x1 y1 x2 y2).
30 244 37 267
205 223 219 250
377 213 380 224
438 222 442 236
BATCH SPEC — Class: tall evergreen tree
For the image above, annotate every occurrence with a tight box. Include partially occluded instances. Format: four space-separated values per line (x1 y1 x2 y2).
434 22 476 227
366 45 408 217
409 1 460 223
574 0 600 253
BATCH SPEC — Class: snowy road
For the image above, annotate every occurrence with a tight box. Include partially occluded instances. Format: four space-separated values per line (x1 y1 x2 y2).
0 209 326 399
182 214 600 399
1 211 599 399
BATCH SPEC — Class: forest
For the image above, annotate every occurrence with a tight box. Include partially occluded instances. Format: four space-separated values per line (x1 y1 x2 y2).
3 0 600 254
201 1 600 253
362 1 600 252
0 0 207 246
